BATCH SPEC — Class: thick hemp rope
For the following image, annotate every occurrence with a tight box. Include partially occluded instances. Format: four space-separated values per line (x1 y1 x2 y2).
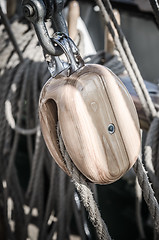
133 158 159 233
1 3 159 239
1 62 91 239
96 0 157 121
57 123 112 240
148 0 159 27
144 115 159 191
0 6 23 62
0 19 95 239
135 177 145 239
95 0 159 234
57 119 159 236
144 114 159 238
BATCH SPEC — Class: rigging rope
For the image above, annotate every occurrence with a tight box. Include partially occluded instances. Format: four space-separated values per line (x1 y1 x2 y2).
57 123 112 240
56 121 159 236
95 0 159 237
135 177 145 239
133 157 159 232
0 6 23 62
0 20 94 239
96 0 157 121
1 1 159 239
148 0 159 27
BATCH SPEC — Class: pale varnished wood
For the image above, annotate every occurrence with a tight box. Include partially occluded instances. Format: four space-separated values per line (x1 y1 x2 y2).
7 0 17 18
39 64 141 184
105 9 120 54
67 1 80 41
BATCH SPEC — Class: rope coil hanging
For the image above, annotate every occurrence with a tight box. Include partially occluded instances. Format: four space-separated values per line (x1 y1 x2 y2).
1 1 159 239
0 18 101 239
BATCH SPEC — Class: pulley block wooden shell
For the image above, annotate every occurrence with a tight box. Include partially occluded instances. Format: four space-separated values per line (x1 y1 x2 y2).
39 64 141 184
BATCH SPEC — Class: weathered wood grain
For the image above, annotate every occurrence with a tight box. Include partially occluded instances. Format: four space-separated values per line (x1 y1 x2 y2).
39 64 141 184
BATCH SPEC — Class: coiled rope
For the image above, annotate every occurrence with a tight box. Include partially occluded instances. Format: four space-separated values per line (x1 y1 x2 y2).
0 19 94 239
1 1 159 239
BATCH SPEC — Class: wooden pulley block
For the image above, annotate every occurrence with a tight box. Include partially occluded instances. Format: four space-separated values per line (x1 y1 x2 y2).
39 64 141 184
